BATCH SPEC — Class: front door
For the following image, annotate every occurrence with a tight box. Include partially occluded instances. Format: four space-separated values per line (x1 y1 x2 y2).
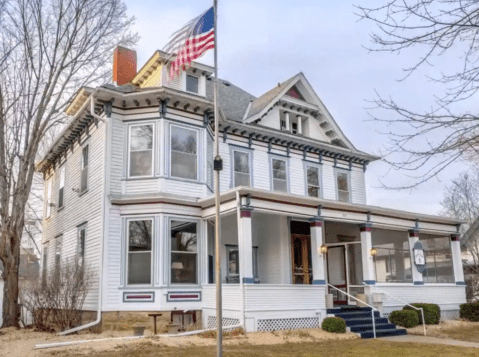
327 246 348 304
291 234 312 284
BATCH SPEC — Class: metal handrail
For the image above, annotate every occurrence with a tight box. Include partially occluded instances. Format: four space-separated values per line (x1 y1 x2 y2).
327 283 377 339
363 283 426 336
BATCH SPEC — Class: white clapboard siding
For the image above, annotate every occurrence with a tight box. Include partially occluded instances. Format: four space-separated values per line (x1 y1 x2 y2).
104 207 122 310
351 167 366 204
244 285 326 311
251 147 270 191
110 119 125 197
321 162 336 200
368 285 467 312
42 121 106 311
289 156 305 195
125 179 159 195
163 179 206 198
219 141 231 192
202 285 242 311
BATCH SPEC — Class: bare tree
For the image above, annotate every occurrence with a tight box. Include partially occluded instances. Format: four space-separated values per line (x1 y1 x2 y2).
440 169 479 301
0 0 138 327
355 1 479 188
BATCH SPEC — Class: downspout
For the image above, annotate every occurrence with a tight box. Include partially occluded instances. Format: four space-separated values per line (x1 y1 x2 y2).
58 94 109 335
236 190 246 330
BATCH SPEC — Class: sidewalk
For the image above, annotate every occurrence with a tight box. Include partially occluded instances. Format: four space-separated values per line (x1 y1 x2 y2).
383 335 479 348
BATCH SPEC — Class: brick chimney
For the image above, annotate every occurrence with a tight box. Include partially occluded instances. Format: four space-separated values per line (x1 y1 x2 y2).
113 46 137 86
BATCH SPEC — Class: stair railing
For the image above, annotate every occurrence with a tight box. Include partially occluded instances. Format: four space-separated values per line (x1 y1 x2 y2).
363 283 426 336
327 283 377 339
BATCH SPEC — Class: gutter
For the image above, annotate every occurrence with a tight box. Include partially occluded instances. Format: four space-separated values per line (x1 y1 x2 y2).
58 94 109 335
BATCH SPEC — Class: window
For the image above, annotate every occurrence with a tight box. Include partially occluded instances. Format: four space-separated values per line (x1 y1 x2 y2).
336 171 350 202
81 145 89 193
171 126 198 180
54 236 62 280
225 245 259 282
129 124 153 177
127 219 152 285
280 120 286 131
77 226 86 269
58 166 65 208
46 180 52 218
42 245 48 286
170 221 198 284
186 74 199 93
306 165 321 198
271 158 288 192
420 236 454 283
292 122 298 134
233 150 251 187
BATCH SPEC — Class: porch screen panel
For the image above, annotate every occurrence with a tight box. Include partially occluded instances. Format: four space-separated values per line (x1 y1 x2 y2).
127 219 152 285
272 158 287 192
419 236 454 283
372 230 412 283
171 221 198 284
129 124 153 177
171 126 197 180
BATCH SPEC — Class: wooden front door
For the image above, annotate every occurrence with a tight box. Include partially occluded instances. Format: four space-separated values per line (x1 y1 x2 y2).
291 234 312 284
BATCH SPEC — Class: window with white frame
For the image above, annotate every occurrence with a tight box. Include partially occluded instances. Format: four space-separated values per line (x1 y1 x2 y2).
306 165 321 198
129 124 154 177
271 158 288 192
336 170 350 202
77 225 86 270
42 245 48 287
186 74 199 93
46 180 52 218
81 145 89 193
232 150 251 187
170 126 198 180
54 236 62 280
127 219 152 285
225 245 259 282
170 221 198 284
58 166 65 208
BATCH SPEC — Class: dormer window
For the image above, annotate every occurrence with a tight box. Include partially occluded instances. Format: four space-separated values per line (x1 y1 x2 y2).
280 120 286 131
292 122 298 134
186 74 199 94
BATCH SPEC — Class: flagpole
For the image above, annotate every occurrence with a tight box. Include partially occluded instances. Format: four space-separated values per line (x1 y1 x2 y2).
213 0 223 357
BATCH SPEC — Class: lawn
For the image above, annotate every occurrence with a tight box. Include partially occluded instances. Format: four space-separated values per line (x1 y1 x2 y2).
408 320 479 343
50 339 479 357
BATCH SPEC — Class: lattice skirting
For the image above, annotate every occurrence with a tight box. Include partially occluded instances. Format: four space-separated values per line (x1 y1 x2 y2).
257 317 320 332
207 316 240 330
441 310 460 321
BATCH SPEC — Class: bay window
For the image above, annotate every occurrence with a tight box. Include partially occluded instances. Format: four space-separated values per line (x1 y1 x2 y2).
129 124 154 177
170 126 198 180
127 219 152 285
170 220 198 284
271 157 288 192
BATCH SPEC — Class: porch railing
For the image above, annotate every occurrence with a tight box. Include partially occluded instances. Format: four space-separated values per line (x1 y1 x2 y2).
362 283 426 336
327 283 378 339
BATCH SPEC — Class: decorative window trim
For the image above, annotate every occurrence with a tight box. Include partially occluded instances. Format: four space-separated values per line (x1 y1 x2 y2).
167 216 201 287
269 154 290 193
303 161 323 198
80 144 89 194
127 122 155 179
167 123 202 183
334 167 351 203
125 217 154 287
58 165 66 209
229 145 254 189
77 224 87 269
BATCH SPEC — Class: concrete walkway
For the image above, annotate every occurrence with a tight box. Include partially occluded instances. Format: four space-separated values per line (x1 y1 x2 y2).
383 335 479 348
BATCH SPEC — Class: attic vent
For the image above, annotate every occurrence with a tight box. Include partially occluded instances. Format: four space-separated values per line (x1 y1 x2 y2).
223 81 231 86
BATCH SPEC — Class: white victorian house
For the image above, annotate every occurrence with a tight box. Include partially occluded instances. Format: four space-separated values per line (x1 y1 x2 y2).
37 46 466 335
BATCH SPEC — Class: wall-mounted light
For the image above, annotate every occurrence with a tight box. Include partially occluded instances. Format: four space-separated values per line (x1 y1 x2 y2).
370 248 378 256
320 245 328 254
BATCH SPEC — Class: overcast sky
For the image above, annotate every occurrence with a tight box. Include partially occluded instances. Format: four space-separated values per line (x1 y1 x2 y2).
124 0 474 216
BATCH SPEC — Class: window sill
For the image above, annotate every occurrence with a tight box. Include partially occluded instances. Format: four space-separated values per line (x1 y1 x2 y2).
78 189 89 197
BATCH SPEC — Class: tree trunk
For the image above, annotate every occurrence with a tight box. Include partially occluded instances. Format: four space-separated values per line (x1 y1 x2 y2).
2 234 21 328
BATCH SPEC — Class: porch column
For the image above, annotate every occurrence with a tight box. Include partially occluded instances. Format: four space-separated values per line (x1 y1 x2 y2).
360 223 376 285
408 230 424 285
239 207 254 283
451 234 466 286
285 111 290 131
310 217 325 284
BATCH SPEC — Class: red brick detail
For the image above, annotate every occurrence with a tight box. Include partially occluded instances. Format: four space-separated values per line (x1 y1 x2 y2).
450 234 460 242
240 210 252 218
360 226 372 232
310 221 323 227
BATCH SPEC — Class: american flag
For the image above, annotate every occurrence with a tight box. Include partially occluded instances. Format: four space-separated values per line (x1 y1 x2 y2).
164 7 215 80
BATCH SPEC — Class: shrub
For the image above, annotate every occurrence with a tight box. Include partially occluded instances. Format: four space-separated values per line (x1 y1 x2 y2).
389 310 419 328
321 317 346 333
460 302 479 322
403 303 440 325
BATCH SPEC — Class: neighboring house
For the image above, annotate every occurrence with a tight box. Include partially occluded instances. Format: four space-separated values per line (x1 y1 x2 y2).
36 46 466 333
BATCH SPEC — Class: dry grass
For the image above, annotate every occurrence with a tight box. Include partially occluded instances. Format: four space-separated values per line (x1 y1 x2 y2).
45 339 479 357
408 320 479 343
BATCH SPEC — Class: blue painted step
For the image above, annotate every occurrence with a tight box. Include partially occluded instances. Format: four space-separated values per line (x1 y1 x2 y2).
349 323 397 333
344 317 389 326
360 328 407 339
